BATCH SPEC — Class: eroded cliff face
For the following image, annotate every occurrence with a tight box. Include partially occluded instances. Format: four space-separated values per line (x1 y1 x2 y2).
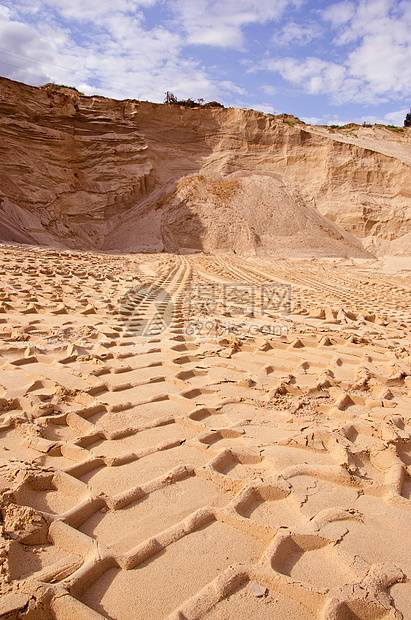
0 77 410 256
199 108 411 242
0 79 157 249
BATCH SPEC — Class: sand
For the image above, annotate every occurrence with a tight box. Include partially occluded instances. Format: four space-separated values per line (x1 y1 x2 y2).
0 244 410 619
1 77 410 257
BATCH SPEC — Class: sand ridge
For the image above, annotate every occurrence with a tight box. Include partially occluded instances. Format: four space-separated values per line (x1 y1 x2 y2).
0 245 410 619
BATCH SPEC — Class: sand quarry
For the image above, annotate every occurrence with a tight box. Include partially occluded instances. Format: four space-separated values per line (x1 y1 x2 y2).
0 78 411 619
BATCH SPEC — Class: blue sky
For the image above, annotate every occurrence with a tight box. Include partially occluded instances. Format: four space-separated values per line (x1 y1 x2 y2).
0 0 410 125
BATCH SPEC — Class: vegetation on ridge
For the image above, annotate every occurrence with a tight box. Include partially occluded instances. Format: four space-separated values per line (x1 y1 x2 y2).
164 91 224 108
40 83 81 93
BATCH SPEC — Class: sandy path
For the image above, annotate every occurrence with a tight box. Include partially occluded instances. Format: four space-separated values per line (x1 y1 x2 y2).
0 245 410 619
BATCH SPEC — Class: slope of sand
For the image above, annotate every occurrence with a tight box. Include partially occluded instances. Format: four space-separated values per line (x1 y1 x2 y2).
105 174 371 258
0 244 410 619
0 77 410 255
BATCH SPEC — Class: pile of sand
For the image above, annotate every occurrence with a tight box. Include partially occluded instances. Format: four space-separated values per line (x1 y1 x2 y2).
106 174 371 257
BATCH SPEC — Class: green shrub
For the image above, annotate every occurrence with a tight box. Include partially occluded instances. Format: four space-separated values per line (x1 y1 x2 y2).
164 92 224 108
387 125 404 133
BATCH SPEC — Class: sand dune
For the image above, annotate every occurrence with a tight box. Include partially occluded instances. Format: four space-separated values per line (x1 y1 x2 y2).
0 245 410 619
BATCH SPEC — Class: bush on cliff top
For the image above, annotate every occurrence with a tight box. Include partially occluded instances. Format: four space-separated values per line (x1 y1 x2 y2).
164 91 224 108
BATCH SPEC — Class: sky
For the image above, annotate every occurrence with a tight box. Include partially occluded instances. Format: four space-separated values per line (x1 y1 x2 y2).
0 0 410 125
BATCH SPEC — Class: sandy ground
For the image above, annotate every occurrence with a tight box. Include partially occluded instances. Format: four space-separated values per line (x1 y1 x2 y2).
0 244 410 620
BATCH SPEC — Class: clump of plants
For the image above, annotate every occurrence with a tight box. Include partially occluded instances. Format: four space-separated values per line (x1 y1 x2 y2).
164 92 224 108
326 121 406 134
40 83 80 93
274 113 304 127
386 125 405 133
373 124 404 133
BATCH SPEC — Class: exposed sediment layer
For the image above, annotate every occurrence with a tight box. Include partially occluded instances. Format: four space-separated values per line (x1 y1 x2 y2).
0 77 410 256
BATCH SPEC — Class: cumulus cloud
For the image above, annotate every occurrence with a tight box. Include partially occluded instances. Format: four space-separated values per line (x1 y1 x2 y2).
251 103 277 114
0 6 61 83
0 0 232 101
13 0 156 23
272 21 322 47
264 56 355 101
384 107 409 125
170 0 293 49
324 0 411 99
322 1 356 28
302 107 409 127
261 0 411 105
260 84 276 95
300 116 324 124
0 0 302 104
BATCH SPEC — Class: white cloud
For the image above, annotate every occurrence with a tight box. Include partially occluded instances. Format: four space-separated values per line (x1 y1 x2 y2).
219 80 247 95
384 107 409 126
0 0 410 122
325 0 411 99
170 0 293 49
300 116 324 124
251 103 277 114
347 33 411 97
265 56 352 99
0 0 229 102
260 84 276 95
187 25 244 49
272 21 322 47
322 1 356 28
261 0 411 105
174 0 291 26
0 7 61 83
0 0 302 105
326 119 349 125
14 0 156 22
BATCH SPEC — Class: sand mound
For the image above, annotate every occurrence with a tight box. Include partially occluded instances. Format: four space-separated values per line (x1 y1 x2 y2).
106 174 371 257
